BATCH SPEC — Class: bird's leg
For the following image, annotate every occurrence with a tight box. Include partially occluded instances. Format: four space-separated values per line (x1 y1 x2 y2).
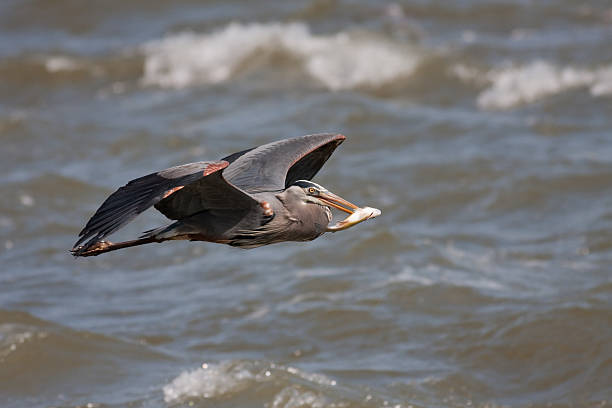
71 237 161 257
326 206 381 232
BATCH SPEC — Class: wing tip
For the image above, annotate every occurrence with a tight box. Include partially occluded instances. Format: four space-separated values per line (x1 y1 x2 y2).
307 132 346 140
308 132 346 145
334 133 346 146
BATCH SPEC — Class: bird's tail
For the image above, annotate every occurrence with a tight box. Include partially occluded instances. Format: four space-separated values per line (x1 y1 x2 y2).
71 236 160 257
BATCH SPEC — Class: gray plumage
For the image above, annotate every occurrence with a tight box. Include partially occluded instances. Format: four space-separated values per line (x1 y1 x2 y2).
71 133 359 257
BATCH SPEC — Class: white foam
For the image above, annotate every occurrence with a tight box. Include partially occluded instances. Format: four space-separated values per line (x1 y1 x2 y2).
44 55 105 78
284 365 337 387
271 387 327 408
163 361 337 404
454 60 612 110
163 362 254 403
478 61 595 109
141 22 421 90
45 56 81 72
590 66 612 96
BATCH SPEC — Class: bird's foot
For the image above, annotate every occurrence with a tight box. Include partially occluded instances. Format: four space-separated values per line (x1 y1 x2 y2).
71 240 114 257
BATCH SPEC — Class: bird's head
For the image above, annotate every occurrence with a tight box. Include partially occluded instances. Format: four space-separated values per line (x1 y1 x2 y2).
290 180 358 215
280 180 379 233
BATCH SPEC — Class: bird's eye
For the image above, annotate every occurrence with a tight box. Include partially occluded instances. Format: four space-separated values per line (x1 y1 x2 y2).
308 187 316 194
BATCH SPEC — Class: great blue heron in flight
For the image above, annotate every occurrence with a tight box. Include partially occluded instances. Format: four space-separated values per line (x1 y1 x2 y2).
71 133 379 257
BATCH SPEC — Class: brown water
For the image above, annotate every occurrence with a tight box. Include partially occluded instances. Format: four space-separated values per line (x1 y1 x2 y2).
1 1 611 407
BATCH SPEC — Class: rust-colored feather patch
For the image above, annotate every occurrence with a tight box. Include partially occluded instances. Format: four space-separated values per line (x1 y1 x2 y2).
203 161 229 176
260 201 274 217
162 186 184 199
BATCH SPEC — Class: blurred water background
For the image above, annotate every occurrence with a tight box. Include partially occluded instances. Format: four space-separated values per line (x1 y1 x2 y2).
1 1 612 407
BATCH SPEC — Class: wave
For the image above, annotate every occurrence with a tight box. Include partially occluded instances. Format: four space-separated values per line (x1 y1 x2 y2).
0 309 171 405
43 56 85 73
453 60 612 110
13 22 611 111
163 360 338 406
163 361 254 402
141 22 423 91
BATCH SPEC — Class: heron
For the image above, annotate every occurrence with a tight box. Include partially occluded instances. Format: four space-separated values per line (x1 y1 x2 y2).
71 133 380 257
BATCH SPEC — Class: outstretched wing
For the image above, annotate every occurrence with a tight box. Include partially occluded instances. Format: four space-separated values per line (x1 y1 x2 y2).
154 166 259 220
72 161 230 251
222 133 346 193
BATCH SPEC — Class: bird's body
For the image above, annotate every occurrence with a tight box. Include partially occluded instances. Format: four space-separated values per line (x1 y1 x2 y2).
230 188 333 248
147 187 332 249
71 133 378 257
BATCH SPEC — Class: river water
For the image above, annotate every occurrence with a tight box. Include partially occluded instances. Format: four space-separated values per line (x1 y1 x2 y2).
1 1 611 407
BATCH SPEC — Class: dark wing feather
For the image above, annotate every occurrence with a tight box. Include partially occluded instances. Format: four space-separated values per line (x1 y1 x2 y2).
222 133 345 193
73 161 228 251
154 165 259 220
284 140 344 187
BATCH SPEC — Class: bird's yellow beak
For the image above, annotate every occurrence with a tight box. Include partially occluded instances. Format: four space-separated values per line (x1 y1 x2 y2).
317 190 382 232
318 191 359 214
